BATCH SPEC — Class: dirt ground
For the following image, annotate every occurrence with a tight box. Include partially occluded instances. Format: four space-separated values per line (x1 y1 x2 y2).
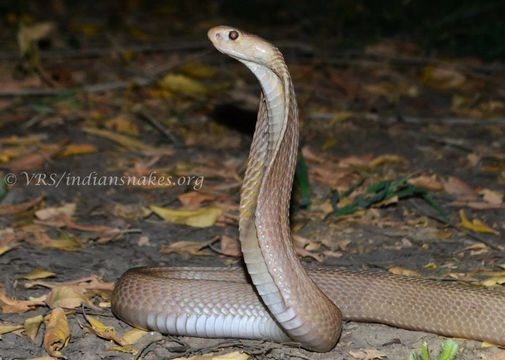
1 4 505 360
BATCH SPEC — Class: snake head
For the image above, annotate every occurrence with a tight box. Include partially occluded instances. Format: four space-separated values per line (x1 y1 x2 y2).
208 25 277 67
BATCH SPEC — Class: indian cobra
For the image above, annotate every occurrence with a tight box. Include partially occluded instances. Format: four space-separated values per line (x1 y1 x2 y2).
112 26 505 352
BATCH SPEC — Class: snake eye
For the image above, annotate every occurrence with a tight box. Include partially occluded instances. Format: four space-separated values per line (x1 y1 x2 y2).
228 30 239 40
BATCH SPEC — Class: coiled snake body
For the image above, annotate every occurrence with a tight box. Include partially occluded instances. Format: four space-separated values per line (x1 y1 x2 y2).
112 26 505 352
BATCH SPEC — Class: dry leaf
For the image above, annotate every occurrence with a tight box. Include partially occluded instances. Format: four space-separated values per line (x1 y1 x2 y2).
160 240 212 256
173 352 249 360
59 144 97 157
459 209 499 235
150 205 222 228
158 73 207 96
0 196 43 216
31 230 83 251
0 228 25 255
46 286 93 309
85 314 125 345
323 250 343 258
220 235 241 257
0 322 23 335
370 154 406 167
17 22 55 55
24 268 56 280
421 65 466 90
180 62 218 79
24 314 44 341
388 266 421 277
0 287 45 313
111 203 150 220
178 191 216 207
35 203 76 221
408 174 443 191
6 145 60 172
82 127 157 152
295 247 324 262
349 349 387 360
481 276 505 287
121 328 148 345
0 134 48 146
442 176 476 198
105 114 139 136
43 308 70 358
480 189 503 205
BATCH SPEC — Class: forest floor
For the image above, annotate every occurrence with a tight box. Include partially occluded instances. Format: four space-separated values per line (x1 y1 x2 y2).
1 6 505 360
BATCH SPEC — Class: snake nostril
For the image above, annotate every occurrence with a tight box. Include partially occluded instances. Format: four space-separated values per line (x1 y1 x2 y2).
215 33 222 40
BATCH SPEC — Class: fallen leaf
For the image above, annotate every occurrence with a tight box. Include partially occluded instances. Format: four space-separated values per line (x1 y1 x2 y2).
121 328 148 345
82 127 157 152
295 247 324 262
84 314 125 345
421 65 466 90
0 228 25 255
0 134 48 146
158 73 207 97
0 196 43 216
24 314 44 341
107 344 138 354
105 114 139 136
111 203 150 220
35 203 76 221
220 235 241 257
481 276 505 287
180 62 218 79
173 352 249 360
150 205 222 228
0 286 45 313
59 144 97 157
31 230 83 251
370 154 406 167
388 266 421 277
442 176 476 198
178 191 216 207
25 275 113 292
349 349 387 360
408 174 443 191
17 22 55 55
137 236 150 246
0 322 23 335
43 308 70 358
45 286 94 309
24 268 56 280
6 145 61 172
459 209 499 235
480 189 503 205
160 240 212 256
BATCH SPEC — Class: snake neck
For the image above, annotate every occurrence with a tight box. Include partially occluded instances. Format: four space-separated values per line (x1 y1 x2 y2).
238 47 341 351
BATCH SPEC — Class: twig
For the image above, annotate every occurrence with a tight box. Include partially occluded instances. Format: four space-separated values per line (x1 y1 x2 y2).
132 105 181 146
393 115 505 126
406 131 474 152
0 48 212 97
407 198 503 251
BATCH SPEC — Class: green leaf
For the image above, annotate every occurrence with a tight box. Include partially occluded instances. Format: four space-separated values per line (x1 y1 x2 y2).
419 342 432 360
408 353 422 360
436 340 458 360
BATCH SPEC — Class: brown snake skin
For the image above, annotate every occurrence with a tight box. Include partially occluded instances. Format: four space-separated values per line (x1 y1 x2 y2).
112 26 505 352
